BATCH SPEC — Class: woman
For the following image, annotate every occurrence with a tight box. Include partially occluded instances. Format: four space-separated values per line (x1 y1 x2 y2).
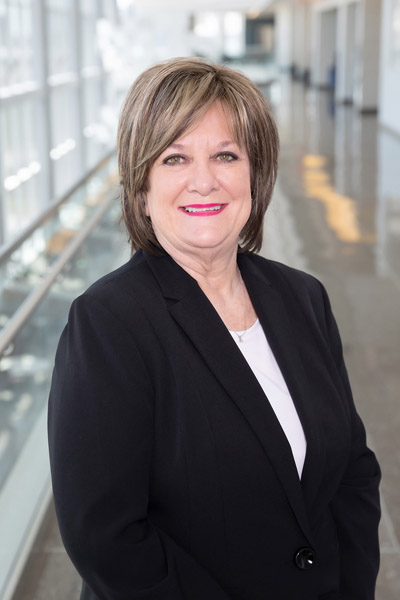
48 58 381 600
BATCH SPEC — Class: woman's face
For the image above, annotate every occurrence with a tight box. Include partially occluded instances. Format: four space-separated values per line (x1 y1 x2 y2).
145 102 252 261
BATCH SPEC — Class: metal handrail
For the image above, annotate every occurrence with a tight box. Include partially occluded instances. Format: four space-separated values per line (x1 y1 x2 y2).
0 148 116 265
0 189 117 358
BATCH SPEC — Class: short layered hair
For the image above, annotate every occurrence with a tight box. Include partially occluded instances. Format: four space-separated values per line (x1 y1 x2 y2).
118 57 279 254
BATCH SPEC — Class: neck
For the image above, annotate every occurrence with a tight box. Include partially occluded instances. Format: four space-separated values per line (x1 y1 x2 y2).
160 240 241 294
158 239 258 333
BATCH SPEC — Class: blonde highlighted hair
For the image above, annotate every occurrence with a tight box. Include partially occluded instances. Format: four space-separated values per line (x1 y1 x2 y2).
118 57 279 254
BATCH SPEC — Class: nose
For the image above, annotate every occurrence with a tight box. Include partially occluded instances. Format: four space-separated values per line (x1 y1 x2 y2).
187 159 219 196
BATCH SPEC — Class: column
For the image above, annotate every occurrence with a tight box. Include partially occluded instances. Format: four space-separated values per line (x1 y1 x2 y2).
354 0 382 112
335 2 357 103
275 1 294 71
378 0 400 135
310 6 337 89
292 2 310 81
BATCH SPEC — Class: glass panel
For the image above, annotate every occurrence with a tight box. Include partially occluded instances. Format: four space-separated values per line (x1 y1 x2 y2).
81 13 100 68
0 158 118 330
1 0 35 86
0 166 128 598
83 79 110 167
21 0 34 81
81 0 97 15
101 0 117 21
50 86 80 195
8 3 21 86
1 100 44 242
46 0 75 76
0 162 125 496
0 1 8 87
0 199 127 513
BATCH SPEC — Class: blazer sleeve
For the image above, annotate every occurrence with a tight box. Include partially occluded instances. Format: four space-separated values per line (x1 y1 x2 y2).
48 293 231 600
315 280 381 600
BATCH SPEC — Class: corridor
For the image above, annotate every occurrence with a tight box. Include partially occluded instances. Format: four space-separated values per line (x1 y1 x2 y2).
10 73 400 599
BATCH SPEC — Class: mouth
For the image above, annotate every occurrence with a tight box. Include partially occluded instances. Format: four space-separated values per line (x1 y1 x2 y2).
179 203 227 216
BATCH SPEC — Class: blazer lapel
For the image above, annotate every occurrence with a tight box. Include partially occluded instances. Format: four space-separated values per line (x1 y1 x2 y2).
239 255 325 509
144 250 317 543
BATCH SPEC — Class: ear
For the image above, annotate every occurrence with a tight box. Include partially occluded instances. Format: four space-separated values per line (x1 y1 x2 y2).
141 192 150 217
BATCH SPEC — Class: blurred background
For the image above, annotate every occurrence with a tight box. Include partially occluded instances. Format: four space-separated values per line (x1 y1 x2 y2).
0 0 399 598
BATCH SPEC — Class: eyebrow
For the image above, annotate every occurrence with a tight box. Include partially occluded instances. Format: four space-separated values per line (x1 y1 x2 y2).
167 140 237 151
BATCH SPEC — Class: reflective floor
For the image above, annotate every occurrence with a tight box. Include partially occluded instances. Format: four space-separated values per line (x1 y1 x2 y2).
12 75 400 599
262 77 400 599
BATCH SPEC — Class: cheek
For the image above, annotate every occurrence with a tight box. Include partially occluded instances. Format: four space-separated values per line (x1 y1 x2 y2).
240 179 252 210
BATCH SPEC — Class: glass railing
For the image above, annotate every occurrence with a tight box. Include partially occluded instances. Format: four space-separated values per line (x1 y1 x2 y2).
0 155 117 349
0 153 130 600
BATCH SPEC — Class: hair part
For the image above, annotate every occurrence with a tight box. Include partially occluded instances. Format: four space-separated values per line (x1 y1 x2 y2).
118 57 279 254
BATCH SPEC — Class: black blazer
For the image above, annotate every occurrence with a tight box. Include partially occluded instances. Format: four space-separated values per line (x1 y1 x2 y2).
48 249 380 600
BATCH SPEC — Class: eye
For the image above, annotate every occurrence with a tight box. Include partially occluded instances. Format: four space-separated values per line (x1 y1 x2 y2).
163 155 185 165
216 152 238 162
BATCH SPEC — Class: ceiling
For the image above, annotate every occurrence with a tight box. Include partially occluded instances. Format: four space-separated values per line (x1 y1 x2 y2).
133 0 276 13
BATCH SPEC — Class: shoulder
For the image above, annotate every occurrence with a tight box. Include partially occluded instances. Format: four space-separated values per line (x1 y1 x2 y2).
241 253 333 338
242 253 324 301
65 250 163 337
85 250 150 298
78 249 157 306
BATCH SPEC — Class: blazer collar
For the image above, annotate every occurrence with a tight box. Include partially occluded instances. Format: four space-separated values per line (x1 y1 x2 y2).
143 249 323 543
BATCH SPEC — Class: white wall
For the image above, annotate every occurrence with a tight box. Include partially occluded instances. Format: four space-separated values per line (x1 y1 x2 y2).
292 2 312 78
379 0 400 135
275 2 294 70
311 7 337 87
307 0 381 110
335 2 357 102
354 0 382 111
118 5 192 77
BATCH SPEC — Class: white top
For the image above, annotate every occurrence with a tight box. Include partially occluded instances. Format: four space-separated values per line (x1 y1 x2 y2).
229 319 306 478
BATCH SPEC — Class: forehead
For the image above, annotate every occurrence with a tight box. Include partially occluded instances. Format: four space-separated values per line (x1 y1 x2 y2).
170 102 240 147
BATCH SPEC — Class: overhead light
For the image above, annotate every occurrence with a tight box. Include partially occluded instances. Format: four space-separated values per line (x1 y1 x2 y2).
17 167 32 183
50 148 62 160
83 124 96 138
29 161 41 175
248 9 261 19
4 176 20 191
3 161 42 191
50 138 76 161
117 0 135 9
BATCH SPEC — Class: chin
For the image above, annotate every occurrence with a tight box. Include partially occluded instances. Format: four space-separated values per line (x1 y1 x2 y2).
185 233 230 249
